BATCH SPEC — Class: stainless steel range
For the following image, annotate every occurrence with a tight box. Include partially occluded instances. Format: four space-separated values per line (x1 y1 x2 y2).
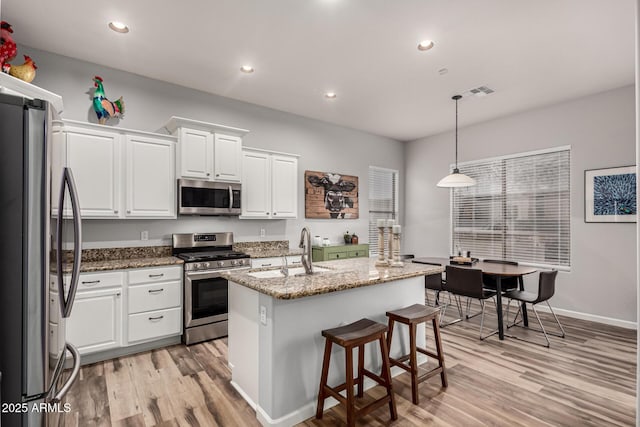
173 232 250 345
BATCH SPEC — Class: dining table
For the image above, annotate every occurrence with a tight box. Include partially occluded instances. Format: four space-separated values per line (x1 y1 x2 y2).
412 257 537 340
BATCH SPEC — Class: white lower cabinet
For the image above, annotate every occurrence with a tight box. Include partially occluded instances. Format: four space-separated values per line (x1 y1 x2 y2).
66 288 123 354
128 308 181 343
250 256 303 269
126 266 182 345
54 265 182 357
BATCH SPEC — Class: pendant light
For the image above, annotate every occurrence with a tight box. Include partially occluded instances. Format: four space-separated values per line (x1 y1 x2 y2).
437 95 476 187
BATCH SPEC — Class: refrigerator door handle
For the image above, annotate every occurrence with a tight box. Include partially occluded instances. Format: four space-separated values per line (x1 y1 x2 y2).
56 167 82 318
50 343 81 403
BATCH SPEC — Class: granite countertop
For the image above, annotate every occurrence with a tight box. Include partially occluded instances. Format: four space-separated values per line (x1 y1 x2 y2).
223 257 443 300
54 246 183 273
61 256 183 273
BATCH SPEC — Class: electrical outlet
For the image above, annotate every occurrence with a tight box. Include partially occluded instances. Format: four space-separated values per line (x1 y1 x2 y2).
260 306 267 325
260 228 266 238
141 231 149 241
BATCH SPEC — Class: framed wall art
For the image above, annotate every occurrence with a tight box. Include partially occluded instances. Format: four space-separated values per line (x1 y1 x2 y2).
585 165 637 223
305 171 359 219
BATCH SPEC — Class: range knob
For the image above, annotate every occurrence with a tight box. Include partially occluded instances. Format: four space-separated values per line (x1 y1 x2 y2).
237 259 244 265
202 262 210 269
231 260 238 266
218 261 225 267
193 263 201 269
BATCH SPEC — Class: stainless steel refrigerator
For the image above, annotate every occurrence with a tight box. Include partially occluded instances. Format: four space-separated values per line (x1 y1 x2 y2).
0 93 82 426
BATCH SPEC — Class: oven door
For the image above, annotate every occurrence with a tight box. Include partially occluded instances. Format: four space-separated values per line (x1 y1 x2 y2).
184 268 248 328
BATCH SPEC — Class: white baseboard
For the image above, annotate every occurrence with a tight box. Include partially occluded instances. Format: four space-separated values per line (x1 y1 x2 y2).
230 380 257 410
533 305 637 330
251 365 411 426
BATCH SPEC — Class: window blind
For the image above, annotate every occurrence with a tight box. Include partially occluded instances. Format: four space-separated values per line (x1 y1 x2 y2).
452 147 570 268
369 167 398 256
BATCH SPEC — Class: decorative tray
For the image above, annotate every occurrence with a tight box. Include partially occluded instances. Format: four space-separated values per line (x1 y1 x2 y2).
449 256 479 266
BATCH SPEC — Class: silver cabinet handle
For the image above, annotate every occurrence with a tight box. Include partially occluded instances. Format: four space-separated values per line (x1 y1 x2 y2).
149 315 164 321
114 210 118 214
148 273 164 278
126 210 131 214
81 280 100 285
216 174 220 177
148 288 164 294
206 173 210 176
273 212 277 215
116 292 121 297
262 263 272 267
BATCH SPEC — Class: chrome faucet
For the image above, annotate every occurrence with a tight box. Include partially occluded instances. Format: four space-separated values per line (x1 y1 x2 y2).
299 227 314 275
280 255 289 277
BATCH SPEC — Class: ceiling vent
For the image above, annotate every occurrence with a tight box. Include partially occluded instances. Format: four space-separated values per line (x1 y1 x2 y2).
462 85 495 98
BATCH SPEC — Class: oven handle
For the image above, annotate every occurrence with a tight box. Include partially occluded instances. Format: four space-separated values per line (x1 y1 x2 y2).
185 267 250 279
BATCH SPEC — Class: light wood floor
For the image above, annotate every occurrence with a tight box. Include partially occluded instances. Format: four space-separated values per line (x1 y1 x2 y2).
58 300 637 426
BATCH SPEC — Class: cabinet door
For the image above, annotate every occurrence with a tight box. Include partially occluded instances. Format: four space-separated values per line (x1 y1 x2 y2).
214 134 242 182
271 155 298 219
65 288 122 354
241 150 271 219
125 135 176 218
180 128 213 179
66 127 121 218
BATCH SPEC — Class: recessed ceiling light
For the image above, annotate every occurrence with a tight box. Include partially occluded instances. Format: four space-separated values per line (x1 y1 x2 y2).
240 65 254 73
325 92 337 99
417 40 434 51
108 21 129 33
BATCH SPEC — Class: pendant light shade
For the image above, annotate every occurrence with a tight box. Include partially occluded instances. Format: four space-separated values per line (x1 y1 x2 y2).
437 95 476 188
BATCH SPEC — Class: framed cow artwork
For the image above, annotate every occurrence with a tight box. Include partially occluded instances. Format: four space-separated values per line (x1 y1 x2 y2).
305 170 359 219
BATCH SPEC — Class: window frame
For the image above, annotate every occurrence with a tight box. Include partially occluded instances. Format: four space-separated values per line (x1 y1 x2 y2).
369 166 399 257
449 145 571 271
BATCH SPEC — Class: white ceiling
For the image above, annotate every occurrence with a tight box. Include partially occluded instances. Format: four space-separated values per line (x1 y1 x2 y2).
1 0 635 141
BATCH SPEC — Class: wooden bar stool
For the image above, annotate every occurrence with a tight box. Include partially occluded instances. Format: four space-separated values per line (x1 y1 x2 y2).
316 318 397 427
386 304 448 404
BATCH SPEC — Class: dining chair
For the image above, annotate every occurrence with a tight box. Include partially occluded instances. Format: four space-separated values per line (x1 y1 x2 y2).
504 270 565 347
482 259 520 292
444 265 498 340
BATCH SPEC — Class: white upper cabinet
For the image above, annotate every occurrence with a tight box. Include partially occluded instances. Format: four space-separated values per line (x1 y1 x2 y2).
241 148 299 219
61 124 121 218
214 134 242 181
164 116 249 183
241 150 271 218
53 120 176 219
271 154 298 218
179 128 213 179
125 134 176 218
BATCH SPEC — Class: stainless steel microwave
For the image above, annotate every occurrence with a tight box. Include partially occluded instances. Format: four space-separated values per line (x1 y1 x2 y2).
178 179 242 215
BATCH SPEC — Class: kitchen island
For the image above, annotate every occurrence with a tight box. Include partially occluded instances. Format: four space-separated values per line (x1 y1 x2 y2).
224 257 443 427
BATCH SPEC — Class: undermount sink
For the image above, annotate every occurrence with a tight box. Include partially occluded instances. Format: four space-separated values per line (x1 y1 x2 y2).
248 266 332 279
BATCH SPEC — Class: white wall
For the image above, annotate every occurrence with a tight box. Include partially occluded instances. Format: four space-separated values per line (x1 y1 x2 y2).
22 45 404 247
405 85 637 323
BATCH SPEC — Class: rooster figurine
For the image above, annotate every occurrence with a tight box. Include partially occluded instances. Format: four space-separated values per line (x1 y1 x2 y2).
7 55 37 83
0 21 17 73
92 76 125 124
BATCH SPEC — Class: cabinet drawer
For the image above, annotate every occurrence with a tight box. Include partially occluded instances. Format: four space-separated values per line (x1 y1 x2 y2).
128 266 182 285
327 252 348 260
76 271 124 291
348 250 367 258
251 258 283 268
128 281 181 314
128 307 181 343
